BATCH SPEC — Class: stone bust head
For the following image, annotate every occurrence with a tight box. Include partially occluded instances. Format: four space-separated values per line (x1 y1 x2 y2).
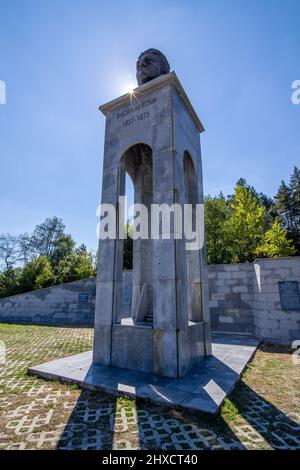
136 49 170 86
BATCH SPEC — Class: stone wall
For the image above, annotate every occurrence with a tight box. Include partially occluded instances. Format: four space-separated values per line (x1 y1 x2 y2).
253 258 300 345
0 258 299 345
207 257 300 345
208 263 254 334
0 279 96 326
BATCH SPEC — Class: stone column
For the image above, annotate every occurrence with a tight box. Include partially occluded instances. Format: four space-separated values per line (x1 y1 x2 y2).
93 154 125 364
152 147 190 378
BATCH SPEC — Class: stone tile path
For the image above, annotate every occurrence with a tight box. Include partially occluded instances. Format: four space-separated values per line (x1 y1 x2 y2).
29 334 259 414
0 325 299 450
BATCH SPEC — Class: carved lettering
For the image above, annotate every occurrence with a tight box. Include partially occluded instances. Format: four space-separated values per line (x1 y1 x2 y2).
117 97 156 119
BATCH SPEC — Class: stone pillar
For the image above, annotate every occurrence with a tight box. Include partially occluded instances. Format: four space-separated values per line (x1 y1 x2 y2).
93 161 125 364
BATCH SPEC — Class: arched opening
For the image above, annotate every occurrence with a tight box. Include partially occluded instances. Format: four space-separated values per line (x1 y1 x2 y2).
120 143 153 324
123 173 134 271
183 151 203 323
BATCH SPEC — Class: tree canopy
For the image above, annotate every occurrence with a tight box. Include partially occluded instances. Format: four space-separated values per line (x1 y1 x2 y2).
204 167 298 264
0 217 97 298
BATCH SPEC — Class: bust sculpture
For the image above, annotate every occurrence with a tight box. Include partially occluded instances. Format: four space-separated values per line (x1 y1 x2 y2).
136 48 170 86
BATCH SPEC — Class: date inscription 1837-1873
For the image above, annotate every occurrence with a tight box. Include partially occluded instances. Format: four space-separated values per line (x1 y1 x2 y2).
117 97 157 128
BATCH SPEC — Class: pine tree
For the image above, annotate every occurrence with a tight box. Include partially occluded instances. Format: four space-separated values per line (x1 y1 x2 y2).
275 181 293 229
275 167 300 254
290 167 300 223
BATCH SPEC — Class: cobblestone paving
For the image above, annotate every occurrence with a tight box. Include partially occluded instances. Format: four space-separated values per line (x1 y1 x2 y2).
0 324 299 450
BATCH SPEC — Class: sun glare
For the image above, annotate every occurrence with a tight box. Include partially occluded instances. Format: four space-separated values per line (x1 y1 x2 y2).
122 82 135 95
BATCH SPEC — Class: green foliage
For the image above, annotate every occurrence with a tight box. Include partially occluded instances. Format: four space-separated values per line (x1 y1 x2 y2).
224 184 266 262
54 249 96 284
123 220 133 270
19 256 55 292
0 268 22 298
275 166 300 254
51 234 75 266
220 398 239 423
0 234 19 269
204 169 298 264
256 220 296 258
30 216 66 260
0 217 96 297
205 193 231 264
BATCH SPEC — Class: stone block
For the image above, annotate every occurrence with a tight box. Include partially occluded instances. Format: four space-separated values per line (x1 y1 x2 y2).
153 329 178 378
153 239 176 281
94 281 114 326
232 286 248 293
188 322 205 366
211 293 225 301
111 324 153 373
153 280 177 330
92 324 112 365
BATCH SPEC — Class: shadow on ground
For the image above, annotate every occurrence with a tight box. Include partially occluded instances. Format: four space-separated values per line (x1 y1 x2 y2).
55 374 300 450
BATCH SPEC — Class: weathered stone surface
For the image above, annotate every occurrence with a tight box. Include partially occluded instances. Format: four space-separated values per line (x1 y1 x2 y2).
0 278 96 326
28 333 259 415
111 324 153 373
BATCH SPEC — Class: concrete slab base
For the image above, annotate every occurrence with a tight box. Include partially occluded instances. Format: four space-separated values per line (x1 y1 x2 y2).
28 334 259 415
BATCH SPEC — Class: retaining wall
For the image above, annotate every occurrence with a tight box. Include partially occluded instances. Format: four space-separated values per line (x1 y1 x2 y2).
0 258 299 345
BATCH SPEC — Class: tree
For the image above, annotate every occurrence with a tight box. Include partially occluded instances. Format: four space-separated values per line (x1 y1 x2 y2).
275 167 300 254
0 217 98 297
123 220 133 270
256 220 296 258
54 249 96 284
19 256 55 292
30 217 65 261
75 250 96 279
289 166 300 252
275 181 293 230
50 234 75 266
205 194 231 264
236 178 276 221
290 166 300 202
0 234 19 269
18 233 33 264
224 184 266 262
0 268 22 298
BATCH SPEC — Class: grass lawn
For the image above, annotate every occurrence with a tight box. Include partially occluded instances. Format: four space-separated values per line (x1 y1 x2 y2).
0 323 299 450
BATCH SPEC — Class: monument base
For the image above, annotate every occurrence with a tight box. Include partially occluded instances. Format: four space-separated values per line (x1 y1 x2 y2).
28 334 259 415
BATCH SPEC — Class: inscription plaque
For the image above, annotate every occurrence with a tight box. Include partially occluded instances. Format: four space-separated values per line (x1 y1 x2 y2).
79 293 89 303
278 281 300 311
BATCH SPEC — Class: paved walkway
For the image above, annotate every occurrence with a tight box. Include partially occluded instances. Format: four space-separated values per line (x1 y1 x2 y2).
29 334 259 414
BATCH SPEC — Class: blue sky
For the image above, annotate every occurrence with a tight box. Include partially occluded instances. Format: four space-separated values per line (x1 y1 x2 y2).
0 0 299 251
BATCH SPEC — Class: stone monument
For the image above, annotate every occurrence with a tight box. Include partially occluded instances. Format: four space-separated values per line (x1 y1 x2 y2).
29 51 259 413
93 49 212 378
